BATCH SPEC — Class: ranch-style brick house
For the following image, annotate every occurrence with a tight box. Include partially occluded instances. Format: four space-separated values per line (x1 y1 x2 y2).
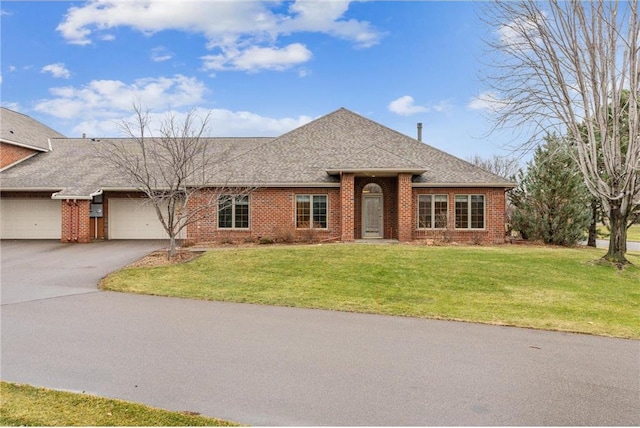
0 107 514 244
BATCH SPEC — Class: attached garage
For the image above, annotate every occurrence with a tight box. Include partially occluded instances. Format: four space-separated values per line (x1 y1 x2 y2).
108 198 181 239
0 198 62 239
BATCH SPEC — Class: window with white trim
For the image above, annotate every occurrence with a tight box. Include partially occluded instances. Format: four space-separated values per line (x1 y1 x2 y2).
418 195 448 229
455 195 485 229
218 195 249 229
296 195 327 229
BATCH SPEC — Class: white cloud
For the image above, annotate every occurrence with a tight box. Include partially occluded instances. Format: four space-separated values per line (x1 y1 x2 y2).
56 0 381 72
497 13 544 51
65 107 313 139
467 91 504 112
388 96 428 116
1 101 20 111
201 43 312 72
283 0 380 48
151 46 173 62
388 96 454 116
34 75 207 120
31 74 312 138
41 63 71 79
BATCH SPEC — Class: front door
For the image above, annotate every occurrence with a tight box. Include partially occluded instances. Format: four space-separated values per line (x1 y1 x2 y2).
362 195 383 238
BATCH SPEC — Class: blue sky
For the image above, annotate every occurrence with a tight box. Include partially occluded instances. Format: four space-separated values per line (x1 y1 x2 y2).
1 1 518 160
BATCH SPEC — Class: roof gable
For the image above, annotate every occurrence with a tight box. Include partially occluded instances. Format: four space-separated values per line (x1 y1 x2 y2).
0 108 66 152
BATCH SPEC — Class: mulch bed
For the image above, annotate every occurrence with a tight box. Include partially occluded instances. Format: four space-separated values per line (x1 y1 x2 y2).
126 250 203 268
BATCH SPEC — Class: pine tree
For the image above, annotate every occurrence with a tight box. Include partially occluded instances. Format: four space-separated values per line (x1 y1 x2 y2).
510 135 592 246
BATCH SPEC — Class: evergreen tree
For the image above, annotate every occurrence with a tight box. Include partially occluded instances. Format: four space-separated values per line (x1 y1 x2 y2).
510 135 592 246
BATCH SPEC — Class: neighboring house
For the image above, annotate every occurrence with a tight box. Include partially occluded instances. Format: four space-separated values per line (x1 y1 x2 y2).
0 107 514 244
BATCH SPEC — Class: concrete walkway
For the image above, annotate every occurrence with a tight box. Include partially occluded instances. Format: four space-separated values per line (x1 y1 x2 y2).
1 241 639 425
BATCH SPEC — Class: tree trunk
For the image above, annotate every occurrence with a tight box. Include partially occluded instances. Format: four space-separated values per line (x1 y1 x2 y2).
587 200 597 248
168 234 177 260
604 206 628 265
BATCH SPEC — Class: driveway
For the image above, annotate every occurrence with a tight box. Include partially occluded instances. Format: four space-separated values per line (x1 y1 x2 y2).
1 241 639 425
0 240 164 304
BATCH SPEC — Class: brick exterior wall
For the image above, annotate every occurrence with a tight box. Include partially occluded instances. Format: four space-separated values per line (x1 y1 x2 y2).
0 142 38 169
186 187 342 243
397 173 413 242
412 187 508 244
61 200 91 243
340 173 355 241
1 186 509 245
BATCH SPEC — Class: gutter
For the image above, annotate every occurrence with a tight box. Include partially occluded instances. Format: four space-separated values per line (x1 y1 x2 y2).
326 168 427 176
412 182 516 188
0 138 49 152
99 183 342 190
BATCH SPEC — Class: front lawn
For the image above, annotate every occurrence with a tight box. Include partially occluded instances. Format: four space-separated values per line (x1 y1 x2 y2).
102 244 640 339
0 382 236 426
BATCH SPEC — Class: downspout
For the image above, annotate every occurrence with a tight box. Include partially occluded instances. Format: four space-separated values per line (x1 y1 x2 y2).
74 200 80 242
66 200 72 242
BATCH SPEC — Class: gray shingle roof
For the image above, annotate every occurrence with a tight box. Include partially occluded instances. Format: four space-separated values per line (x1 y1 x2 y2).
0 108 65 151
0 107 514 198
213 108 514 186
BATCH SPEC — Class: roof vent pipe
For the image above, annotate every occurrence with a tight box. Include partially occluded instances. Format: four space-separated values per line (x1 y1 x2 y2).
417 123 423 142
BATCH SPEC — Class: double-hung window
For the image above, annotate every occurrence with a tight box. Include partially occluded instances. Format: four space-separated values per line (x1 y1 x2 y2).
455 195 485 229
218 195 249 229
296 195 327 229
417 195 448 229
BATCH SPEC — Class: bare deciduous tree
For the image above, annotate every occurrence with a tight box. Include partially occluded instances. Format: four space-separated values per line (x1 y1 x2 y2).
98 105 254 258
467 154 520 180
481 0 639 264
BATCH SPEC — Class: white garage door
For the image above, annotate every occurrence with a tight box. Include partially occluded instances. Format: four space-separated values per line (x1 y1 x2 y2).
109 198 184 239
0 198 62 239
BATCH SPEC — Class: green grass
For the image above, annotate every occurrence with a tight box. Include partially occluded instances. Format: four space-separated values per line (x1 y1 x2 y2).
0 381 237 426
102 244 640 339
597 223 640 241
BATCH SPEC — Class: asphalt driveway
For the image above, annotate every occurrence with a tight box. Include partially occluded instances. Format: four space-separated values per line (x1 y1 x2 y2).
0 240 163 304
1 241 639 425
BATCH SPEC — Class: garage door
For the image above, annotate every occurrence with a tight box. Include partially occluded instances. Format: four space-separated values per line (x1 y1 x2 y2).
109 198 184 239
0 198 62 239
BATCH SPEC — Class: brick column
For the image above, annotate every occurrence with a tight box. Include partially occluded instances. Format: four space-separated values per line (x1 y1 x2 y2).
340 173 355 242
61 200 91 243
397 173 413 242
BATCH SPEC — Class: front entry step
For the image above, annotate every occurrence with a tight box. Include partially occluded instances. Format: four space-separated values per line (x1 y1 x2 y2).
354 239 399 244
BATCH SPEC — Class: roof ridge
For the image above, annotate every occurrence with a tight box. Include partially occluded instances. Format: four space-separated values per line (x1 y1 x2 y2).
264 108 346 144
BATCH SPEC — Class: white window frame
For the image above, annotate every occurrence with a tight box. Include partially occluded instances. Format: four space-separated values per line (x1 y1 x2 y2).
454 194 485 230
417 194 448 229
296 194 328 229
218 195 250 229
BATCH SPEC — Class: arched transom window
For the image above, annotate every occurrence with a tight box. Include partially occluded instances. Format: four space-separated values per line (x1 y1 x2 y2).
362 183 383 194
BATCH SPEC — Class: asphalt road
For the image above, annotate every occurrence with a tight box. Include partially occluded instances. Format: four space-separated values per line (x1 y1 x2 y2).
1 241 639 426
595 238 640 252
